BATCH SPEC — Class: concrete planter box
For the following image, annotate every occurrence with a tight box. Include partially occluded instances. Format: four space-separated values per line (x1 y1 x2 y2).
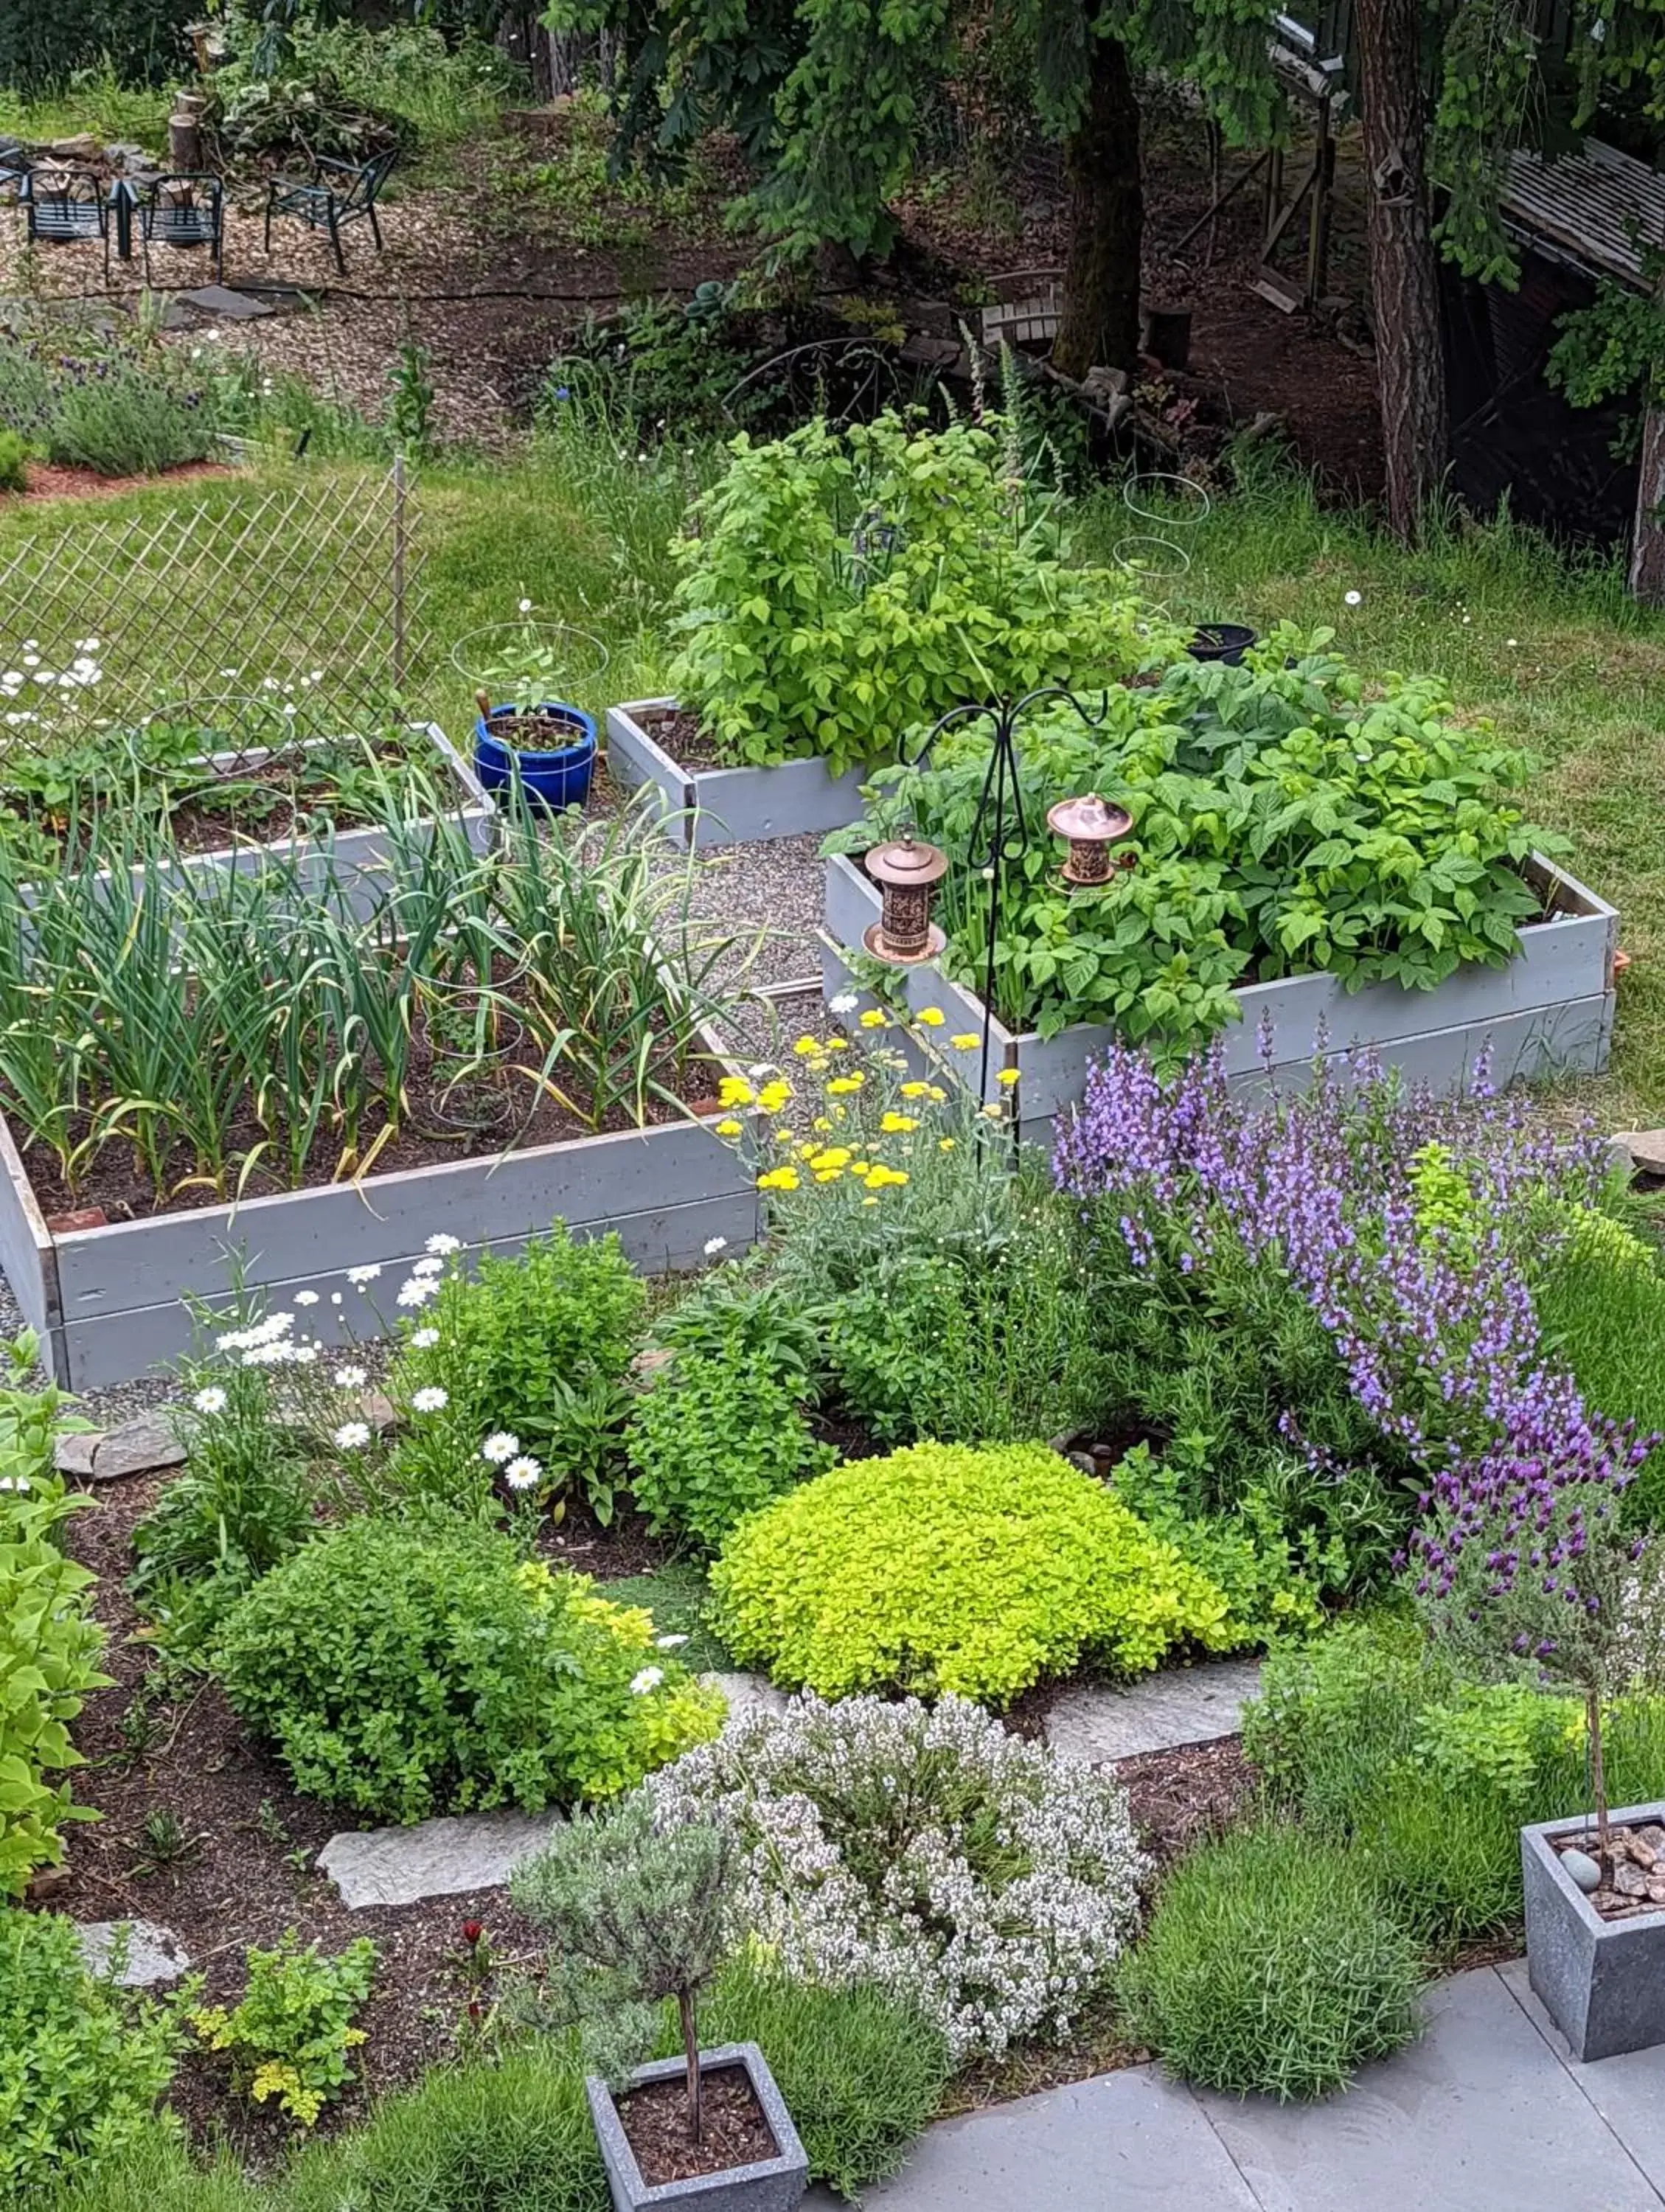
77 722 494 922
0 1035 760 1391
822 849 1617 1140
606 698 869 852
586 2042 809 2212
1523 1804 1665 2060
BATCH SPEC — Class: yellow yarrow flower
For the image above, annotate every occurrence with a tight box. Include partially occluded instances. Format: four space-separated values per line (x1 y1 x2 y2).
850 1161 871 1175
858 1009 887 1029
916 1007 945 1027
950 1033 979 1050
714 1118 743 1138
981 1102 1004 1120
862 1195 880 1207
880 1112 919 1134
996 1067 1021 1088
812 1116 832 1133
899 1081 930 1099
927 1085 947 1102
825 1037 849 1051
827 1074 864 1095
809 1147 851 1170
939 1137 956 1151
814 1168 843 1183
757 1166 800 1192
798 1142 818 1159
718 1077 754 1107
757 1082 792 1113
792 1034 823 1055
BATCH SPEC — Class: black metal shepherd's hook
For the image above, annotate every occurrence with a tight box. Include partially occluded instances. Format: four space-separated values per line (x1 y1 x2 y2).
905 682 1119 1107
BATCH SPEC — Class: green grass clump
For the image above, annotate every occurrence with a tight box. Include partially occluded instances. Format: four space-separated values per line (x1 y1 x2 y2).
596 1557 734 1673
1118 1823 1425 2099
712 1439 1237 1703
1532 1206 1665 1521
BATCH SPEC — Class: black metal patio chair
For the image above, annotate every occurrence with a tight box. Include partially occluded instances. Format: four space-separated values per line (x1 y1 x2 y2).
24 165 109 279
263 147 396 274
136 170 224 286
0 142 29 204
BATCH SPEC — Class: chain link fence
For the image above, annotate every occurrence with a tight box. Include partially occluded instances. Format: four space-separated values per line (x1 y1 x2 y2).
0 460 424 765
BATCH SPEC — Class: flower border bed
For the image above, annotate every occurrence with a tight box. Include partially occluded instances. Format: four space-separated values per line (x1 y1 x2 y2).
0 1038 761 1389
821 851 1618 1136
605 698 870 852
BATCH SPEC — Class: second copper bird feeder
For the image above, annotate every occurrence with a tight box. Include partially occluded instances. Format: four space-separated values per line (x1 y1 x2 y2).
1047 793 1133 888
863 831 948 963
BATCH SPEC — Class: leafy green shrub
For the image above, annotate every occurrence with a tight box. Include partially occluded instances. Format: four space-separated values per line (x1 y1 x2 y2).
670 411 1165 773
0 430 27 493
1532 1206 1665 1520
670 1954 949 2200
1 1473 108 1897
49 367 214 478
214 1519 723 1822
709 1440 1234 1703
389 1225 646 1523
1111 1444 1330 1646
0 1909 182 2194
1118 1824 1424 2098
627 1343 837 1550
190 1932 377 2129
286 2042 608 2212
1242 1615 1445 1830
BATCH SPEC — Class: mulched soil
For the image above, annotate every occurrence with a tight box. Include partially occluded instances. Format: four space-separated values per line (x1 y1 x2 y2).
2 459 232 505
617 2065 777 2185
18 760 394 860
631 706 728 772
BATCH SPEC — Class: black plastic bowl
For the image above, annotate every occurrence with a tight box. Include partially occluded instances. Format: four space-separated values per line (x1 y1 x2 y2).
1186 623 1259 667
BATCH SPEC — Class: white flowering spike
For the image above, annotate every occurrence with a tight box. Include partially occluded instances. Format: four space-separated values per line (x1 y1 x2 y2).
630 1666 665 1695
481 1431 521 1464
192 1386 228 1415
333 1421 372 1450
411 1385 448 1413
504 1455 543 1490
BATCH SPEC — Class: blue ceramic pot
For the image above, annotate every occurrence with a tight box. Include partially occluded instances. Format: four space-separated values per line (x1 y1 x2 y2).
473 702 597 810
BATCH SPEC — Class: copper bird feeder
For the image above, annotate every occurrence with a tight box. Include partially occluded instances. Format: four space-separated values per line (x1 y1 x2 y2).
863 832 948 964
1047 792 1133 888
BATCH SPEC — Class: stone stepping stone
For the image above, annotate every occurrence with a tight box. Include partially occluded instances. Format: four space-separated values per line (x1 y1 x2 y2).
77 1919 191 1988
54 1411 186 1482
1043 1658 1263 1766
179 283 275 321
319 1809 563 1909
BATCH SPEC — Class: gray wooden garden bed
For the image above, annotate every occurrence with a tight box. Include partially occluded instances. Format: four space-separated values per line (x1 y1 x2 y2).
821 851 1619 1141
0 1045 760 1389
605 697 870 852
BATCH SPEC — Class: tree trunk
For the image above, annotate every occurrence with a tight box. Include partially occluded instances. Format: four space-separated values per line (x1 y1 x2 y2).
1588 1685 1610 1863
1353 0 1447 541
678 1989 702 2144
1052 31 1142 380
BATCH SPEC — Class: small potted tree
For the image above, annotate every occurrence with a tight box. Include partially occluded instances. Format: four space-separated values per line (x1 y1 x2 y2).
510 1795 809 2211
1411 1380 1665 2060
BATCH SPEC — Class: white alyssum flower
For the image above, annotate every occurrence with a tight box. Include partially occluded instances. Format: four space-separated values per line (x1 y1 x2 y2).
647 1694 1146 2063
411 1385 449 1413
334 1364 367 1389
829 992 859 1014
630 1666 665 1695
425 1233 462 1256
481 1430 521 1464
192 1386 228 1414
397 1276 439 1309
411 1327 439 1349
347 1265 382 1286
504 1455 543 1490
333 1421 372 1450
656 1633 689 1649
703 1237 728 1257
1344 588 1363 606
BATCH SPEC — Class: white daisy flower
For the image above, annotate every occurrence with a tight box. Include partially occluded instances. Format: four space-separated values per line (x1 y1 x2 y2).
426 1232 463 1256
629 1666 664 1695
411 1385 448 1413
192 1386 227 1414
481 1431 521 1464
293 1290 319 1307
334 1364 367 1388
333 1421 372 1449
347 1265 382 1286
503 1455 542 1490
411 1327 439 1349
397 1277 439 1309
411 1256 445 1279
1344 589 1362 606
518 598 532 614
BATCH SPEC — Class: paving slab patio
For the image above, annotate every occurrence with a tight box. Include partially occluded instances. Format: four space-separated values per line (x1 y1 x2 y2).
1043 1658 1264 1764
818 1965 1665 2211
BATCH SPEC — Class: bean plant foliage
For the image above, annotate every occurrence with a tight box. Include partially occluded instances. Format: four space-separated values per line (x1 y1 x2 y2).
834 626 1565 1055
669 411 1168 775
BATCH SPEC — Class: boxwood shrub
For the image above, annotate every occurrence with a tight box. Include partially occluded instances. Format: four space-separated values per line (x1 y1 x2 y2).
708 1440 1234 1703
214 1519 723 1822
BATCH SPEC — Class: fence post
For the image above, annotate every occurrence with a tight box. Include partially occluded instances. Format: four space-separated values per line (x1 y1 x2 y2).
391 452 408 694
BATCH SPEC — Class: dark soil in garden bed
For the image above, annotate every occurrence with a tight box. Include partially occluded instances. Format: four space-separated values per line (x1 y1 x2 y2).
622 706 730 772
16 1047 712 1224
13 754 409 861
2 459 233 506
617 2065 777 2185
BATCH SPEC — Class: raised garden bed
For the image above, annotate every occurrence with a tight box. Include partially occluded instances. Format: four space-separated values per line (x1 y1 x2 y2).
0 1036 761 1390
30 723 495 922
821 850 1619 1136
605 698 870 852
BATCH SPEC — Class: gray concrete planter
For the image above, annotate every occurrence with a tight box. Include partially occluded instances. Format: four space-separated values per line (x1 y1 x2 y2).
586 2042 809 2212
1523 1804 1665 2060
822 849 1618 1142
605 698 870 852
0 1037 760 1391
